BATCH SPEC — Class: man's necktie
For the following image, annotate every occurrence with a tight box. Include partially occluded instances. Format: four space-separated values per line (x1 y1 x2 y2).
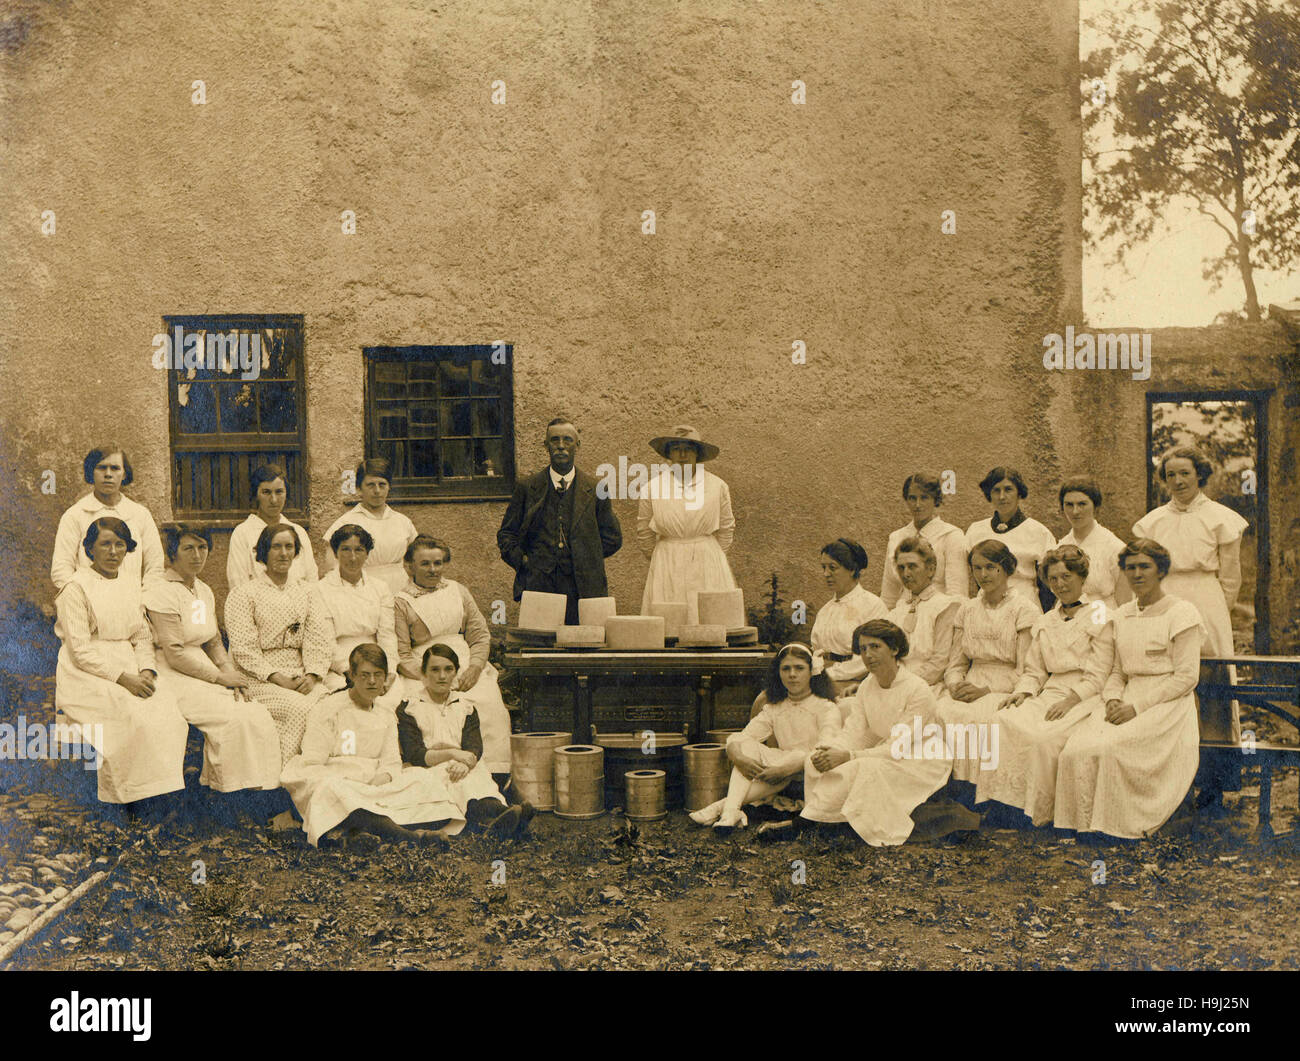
556 480 567 549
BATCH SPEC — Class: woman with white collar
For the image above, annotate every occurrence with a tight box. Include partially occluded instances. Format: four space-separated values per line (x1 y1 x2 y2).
1054 475 1130 613
975 545 1113 817
321 458 418 594
1132 447 1247 658
227 462 318 587
880 472 968 608
637 425 737 625
963 465 1056 611
51 444 165 591
313 523 403 708
225 522 333 765
886 536 961 693
810 538 889 698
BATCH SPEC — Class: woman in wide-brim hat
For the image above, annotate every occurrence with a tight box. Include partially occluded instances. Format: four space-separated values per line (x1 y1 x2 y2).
637 425 738 623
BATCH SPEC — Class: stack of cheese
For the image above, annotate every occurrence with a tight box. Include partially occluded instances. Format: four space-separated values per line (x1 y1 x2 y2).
555 596 617 648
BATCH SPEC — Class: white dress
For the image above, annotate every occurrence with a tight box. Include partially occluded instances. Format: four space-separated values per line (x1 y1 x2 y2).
936 591 1039 782
974 599 1112 817
888 586 961 692
54 569 189 804
227 512 319 587
51 493 165 591
400 690 506 833
321 504 419 594
802 667 952 845
1132 494 1247 657
637 466 737 623
224 574 333 765
964 516 1056 609
394 580 511 774
1053 597 1204 838
1056 523 1129 613
725 695 841 799
281 691 462 847
810 584 889 683
880 517 968 608
143 572 281 793
312 569 402 707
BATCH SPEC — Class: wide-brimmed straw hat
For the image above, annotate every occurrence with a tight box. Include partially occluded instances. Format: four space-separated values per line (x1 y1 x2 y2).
649 424 720 462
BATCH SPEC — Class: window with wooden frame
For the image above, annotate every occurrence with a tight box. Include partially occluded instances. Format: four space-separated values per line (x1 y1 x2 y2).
163 314 308 521
363 344 515 501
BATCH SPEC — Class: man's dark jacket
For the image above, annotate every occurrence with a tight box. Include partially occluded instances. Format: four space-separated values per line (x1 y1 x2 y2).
496 468 622 601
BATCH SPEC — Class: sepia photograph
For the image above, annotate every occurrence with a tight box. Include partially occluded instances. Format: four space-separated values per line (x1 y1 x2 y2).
1 0 1298 1035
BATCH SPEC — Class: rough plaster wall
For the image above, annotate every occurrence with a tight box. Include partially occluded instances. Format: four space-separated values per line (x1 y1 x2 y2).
3 0 1098 631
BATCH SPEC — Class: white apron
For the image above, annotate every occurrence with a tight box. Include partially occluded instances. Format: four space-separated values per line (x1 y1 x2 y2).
55 572 188 804
397 582 511 773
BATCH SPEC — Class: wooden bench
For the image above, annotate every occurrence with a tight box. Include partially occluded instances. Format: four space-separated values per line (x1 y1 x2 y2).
1198 655 1300 839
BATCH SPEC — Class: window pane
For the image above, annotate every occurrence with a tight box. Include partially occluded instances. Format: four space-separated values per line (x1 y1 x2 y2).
177 383 218 433
442 399 472 436
411 440 439 478
374 363 406 400
408 363 437 399
409 403 438 438
218 382 259 433
471 358 503 395
476 437 504 477
472 399 502 436
258 381 298 433
441 439 474 478
378 440 406 478
441 361 470 396
379 414 408 440
261 329 295 379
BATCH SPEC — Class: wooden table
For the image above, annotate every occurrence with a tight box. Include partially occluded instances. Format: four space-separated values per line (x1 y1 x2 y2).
504 647 775 743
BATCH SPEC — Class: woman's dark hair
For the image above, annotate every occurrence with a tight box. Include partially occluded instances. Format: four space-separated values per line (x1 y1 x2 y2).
249 462 289 503
83 517 137 559
1157 446 1214 487
356 457 393 486
348 643 389 675
254 522 301 564
978 466 1029 501
83 445 133 487
763 643 835 703
968 539 1018 574
164 523 212 562
902 472 944 504
821 538 869 577
1118 537 1172 578
1039 544 1090 585
852 619 910 660
1058 475 1102 511
421 642 461 672
405 535 451 563
330 523 375 554
893 535 937 569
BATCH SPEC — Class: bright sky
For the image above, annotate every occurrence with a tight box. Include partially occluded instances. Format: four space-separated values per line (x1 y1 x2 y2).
1080 0 1296 327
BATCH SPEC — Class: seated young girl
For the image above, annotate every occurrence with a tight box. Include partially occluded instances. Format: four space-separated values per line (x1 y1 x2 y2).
690 642 841 833
280 644 459 848
789 619 954 846
396 643 532 838
936 540 1038 785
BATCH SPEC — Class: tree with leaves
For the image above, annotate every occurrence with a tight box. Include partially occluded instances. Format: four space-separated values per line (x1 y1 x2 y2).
1083 0 1300 322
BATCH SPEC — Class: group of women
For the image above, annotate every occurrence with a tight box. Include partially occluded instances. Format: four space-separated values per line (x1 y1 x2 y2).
50 450 520 846
689 453 1247 843
49 439 1247 846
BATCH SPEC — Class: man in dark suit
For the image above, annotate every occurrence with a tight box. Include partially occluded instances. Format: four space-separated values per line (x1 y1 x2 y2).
497 418 622 624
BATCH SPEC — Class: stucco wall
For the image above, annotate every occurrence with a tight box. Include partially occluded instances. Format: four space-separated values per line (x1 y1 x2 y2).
4 0 1109 636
